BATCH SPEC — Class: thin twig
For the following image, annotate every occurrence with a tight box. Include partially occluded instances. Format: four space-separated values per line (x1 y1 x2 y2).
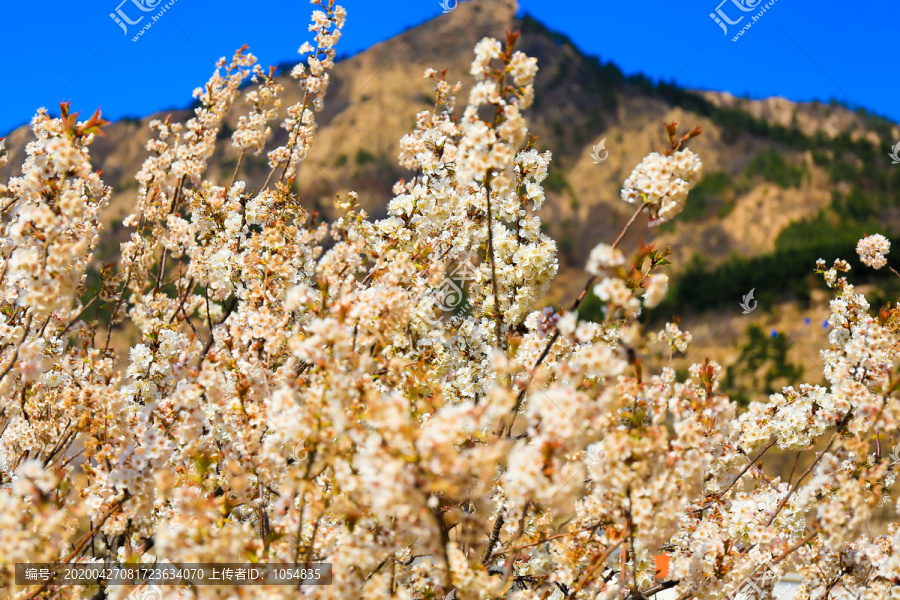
482 512 504 565
0 313 33 385
194 294 238 370
230 150 245 187
566 538 625 599
766 433 837 527
167 277 196 324
713 439 777 501
48 354 83 390
487 523 604 560
504 202 647 436
24 496 127 599
772 531 818 564
60 293 100 336
483 172 504 352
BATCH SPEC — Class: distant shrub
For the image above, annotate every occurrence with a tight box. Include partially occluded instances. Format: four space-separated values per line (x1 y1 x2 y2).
722 324 805 405
744 148 805 188
675 170 733 221
356 148 377 165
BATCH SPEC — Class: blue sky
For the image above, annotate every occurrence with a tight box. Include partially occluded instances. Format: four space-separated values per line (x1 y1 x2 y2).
0 0 895 137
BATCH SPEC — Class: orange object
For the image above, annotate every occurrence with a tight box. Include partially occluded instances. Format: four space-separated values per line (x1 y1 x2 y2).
653 553 670 579
604 528 669 579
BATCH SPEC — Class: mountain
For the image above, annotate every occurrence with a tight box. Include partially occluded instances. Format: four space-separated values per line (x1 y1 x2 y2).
3 0 900 402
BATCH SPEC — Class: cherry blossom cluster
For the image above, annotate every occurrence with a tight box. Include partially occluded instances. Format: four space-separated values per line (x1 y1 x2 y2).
621 149 702 226
1 4 899 600
856 233 891 270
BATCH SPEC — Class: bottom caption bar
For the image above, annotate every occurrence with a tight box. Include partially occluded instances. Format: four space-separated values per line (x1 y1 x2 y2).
15 563 332 586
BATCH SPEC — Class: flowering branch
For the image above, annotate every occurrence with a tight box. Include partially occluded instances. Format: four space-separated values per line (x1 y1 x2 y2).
1 8 897 600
